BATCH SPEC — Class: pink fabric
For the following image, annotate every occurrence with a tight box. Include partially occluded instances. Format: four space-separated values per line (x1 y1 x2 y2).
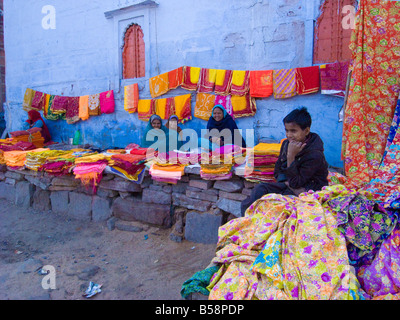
99 90 115 114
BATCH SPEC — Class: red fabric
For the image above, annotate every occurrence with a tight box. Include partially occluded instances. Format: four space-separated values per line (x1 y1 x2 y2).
296 66 320 95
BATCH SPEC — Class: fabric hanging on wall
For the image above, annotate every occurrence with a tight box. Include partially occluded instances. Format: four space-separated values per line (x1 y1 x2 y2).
79 95 89 121
194 93 216 121
215 95 234 119
181 66 201 91
273 68 297 99
230 70 250 96
231 94 256 118
320 61 350 97
149 72 169 98
31 91 46 111
23 88 36 112
51 95 69 115
43 94 51 118
214 69 233 95
88 94 101 116
174 94 192 123
296 66 320 95
99 90 115 114
198 68 217 93
168 67 184 90
249 70 273 98
156 97 175 120
124 83 139 113
65 97 80 124
342 0 400 188
44 95 61 121
138 99 156 121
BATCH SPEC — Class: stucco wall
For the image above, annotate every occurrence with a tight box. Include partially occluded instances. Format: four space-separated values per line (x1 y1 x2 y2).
3 0 345 167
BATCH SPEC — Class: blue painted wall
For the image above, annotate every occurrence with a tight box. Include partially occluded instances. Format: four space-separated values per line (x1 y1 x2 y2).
3 0 345 167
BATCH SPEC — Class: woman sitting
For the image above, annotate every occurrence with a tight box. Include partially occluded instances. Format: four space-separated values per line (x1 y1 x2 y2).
24 110 52 143
200 104 246 150
141 114 168 151
165 115 184 152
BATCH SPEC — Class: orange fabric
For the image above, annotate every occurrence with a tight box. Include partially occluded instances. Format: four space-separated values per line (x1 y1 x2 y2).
156 97 175 120
194 93 215 121
249 70 273 98
174 94 192 123
124 83 139 113
149 72 169 98
122 24 145 79
168 67 184 90
79 95 89 121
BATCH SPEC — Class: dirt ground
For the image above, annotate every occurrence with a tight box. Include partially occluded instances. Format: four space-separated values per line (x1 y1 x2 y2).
0 198 217 300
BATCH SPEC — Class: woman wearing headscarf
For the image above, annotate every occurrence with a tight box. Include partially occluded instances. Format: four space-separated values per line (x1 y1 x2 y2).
203 104 246 150
141 114 168 150
165 115 184 151
25 110 52 143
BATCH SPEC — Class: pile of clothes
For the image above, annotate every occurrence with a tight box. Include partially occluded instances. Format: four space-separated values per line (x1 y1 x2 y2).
25 149 69 171
149 152 187 184
9 128 45 148
244 142 281 182
109 153 147 182
3 148 47 170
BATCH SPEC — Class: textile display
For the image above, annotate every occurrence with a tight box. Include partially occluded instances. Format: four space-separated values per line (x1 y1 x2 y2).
198 68 217 93
320 61 350 97
215 95 234 119
99 90 115 114
181 66 201 91
124 83 139 113
88 94 101 116
79 95 89 121
194 93 215 121
249 70 273 98
44 95 62 121
342 0 400 188
296 66 320 95
273 68 297 99
51 95 68 115
138 99 156 122
65 97 80 124
168 67 184 90
214 70 233 95
149 72 169 98
155 97 175 120
174 94 192 123
23 88 36 112
181 265 221 299
25 149 69 171
231 94 256 118
205 186 367 300
31 91 46 111
149 162 186 184
230 70 250 96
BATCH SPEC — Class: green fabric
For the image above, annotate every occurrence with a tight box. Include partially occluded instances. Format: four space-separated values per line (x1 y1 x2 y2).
180 265 220 300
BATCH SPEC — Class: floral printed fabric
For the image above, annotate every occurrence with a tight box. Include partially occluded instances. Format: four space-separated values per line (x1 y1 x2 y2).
207 185 366 300
342 0 400 188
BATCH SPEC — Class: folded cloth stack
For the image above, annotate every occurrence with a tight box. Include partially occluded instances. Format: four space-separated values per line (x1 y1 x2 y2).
0 141 37 152
110 153 147 182
41 149 89 176
0 150 4 165
4 148 47 170
9 128 45 148
25 149 68 171
200 163 233 180
244 142 282 183
162 150 201 166
73 153 109 193
149 162 186 184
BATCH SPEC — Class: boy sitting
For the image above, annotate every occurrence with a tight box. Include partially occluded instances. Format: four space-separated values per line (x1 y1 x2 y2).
241 107 329 216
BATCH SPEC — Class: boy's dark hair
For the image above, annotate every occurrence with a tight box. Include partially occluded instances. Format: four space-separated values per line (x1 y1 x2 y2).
283 107 312 130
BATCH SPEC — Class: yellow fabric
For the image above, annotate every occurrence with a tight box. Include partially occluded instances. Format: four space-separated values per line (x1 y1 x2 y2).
253 142 282 156
156 98 168 120
138 99 155 121
231 70 247 87
189 67 201 84
231 95 248 112
23 88 35 112
149 72 169 98
44 94 51 117
215 70 228 87
174 94 192 122
74 153 107 164
79 95 89 121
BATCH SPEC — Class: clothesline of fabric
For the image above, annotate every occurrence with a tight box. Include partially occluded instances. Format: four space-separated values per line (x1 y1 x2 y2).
146 62 350 100
23 88 116 124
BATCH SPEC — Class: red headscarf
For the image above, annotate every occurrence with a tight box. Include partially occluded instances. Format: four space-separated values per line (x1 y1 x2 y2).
26 110 52 143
